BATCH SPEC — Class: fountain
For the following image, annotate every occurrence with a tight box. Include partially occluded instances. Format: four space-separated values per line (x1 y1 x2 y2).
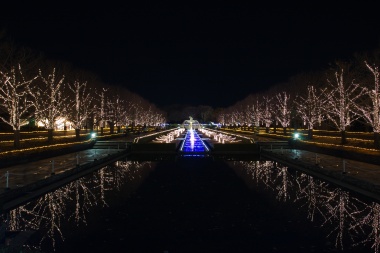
180 117 209 153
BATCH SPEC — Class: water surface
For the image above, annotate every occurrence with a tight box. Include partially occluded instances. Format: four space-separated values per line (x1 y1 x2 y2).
2 158 377 253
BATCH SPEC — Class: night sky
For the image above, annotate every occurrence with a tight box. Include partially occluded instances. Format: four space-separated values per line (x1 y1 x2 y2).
1 2 379 108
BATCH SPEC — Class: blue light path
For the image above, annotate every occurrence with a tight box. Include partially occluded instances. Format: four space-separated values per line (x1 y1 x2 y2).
180 130 209 152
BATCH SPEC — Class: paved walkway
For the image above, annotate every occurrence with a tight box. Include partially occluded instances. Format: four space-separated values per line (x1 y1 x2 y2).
0 134 141 192
266 148 380 186
0 148 122 192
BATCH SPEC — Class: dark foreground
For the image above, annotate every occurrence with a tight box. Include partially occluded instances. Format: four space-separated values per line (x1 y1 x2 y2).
55 158 360 253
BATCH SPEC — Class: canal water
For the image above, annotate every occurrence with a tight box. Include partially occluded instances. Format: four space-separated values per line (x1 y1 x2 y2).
1 157 377 253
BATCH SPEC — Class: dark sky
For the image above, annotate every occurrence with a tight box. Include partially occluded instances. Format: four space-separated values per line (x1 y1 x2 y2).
1 2 380 108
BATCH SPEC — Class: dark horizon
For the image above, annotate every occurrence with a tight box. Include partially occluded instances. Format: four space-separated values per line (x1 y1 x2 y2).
1 2 380 108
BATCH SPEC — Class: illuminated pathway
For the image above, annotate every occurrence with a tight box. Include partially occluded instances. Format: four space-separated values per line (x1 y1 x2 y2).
180 129 209 153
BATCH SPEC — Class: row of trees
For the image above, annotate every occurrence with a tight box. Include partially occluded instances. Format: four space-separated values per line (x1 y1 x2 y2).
216 48 380 148
0 40 166 148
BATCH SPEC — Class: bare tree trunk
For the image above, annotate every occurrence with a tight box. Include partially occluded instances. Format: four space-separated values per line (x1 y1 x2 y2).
90 117 94 132
75 128 80 140
374 132 380 149
117 126 121 133
48 129 53 143
14 130 20 149
308 128 313 139
283 127 287 135
110 123 114 134
265 127 269 133
100 127 104 136
341 130 347 145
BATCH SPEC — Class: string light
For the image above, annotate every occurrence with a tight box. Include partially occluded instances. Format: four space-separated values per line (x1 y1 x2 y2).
299 139 380 153
0 139 94 157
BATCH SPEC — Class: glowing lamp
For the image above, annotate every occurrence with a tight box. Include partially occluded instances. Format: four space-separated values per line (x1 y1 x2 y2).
91 133 97 138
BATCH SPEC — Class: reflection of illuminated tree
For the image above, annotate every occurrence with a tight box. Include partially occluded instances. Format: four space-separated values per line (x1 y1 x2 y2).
92 167 111 207
3 161 151 252
29 187 71 249
89 161 152 207
8 208 24 232
112 161 152 190
235 161 274 190
274 166 293 202
294 173 327 222
111 161 137 190
353 202 380 253
0 188 70 250
236 160 380 252
68 178 97 225
4 189 70 251
256 161 275 188
321 188 364 250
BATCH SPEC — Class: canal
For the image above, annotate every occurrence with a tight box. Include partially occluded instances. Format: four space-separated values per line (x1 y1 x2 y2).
2 157 377 253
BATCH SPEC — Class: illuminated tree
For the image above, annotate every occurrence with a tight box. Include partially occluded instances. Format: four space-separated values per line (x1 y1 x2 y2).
217 112 226 126
275 91 291 135
0 64 36 148
118 100 134 129
262 96 272 133
294 85 327 139
354 61 380 148
94 88 108 135
66 80 94 140
105 95 118 134
153 112 165 127
245 96 261 133
324 63 364 144
30 68 66 142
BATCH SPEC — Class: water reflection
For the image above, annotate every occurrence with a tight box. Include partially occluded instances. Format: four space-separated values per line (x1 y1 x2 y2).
1 160 153 252
3 159 380 252
232 160 380 253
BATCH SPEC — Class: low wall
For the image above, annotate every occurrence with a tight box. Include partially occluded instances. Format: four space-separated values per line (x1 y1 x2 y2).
0 141 96 169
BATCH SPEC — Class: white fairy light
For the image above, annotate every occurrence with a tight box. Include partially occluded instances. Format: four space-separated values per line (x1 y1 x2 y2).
0 64 37 147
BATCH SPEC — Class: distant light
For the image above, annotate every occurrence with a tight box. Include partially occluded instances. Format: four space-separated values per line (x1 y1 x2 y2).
294 133 300 139
91 133 97 138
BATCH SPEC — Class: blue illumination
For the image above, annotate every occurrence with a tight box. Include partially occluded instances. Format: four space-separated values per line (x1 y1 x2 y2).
180 129 209 152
